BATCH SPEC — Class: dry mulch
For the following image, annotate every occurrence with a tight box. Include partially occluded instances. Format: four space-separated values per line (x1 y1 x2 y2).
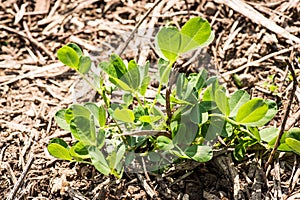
1 0 300 199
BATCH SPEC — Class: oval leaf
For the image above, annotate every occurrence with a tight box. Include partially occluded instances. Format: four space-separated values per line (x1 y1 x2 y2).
57 45 79 69
184 145 213 162
236 98 268 125
67 43 83 56
55 109 70 131
180 17 214 53
215 89 230 116
48 143 72 161
156 27 181 63
229 90 250 117
286 138 300 155
78 56 91 74
88 146 110 175
113 108 135 123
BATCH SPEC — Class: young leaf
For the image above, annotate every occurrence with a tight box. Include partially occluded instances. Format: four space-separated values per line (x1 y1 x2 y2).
88 146 110 175
49 138 69 148
67 43 83 56
180 17 214 53
286 138 300 155
98 105 106 127
48 143 72 161
65 104 90 124
127 60 140 90
229 90 250 117
99 62 118 78
259 127 278 143
236 98 268 126
84 102 100 127
114 145 125 169
78 56 92 74
140 76 150 96
113 108 135 123
184 145 213 162
156 27 181 63
246 100 277 127
110 54 128 79
57 45 80 69
70 116 96 146
69 142 90 160
97 129 106 149
158 58 171 84
215 89 230 116
286 128 300 141
55 109 70 131
157 136 174 151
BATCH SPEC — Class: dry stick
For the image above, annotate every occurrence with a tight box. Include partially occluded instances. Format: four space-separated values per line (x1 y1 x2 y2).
116 0 162 56
0 25 55 60
222 45 300 77
264 60 297 170
7 155 35 200
214 0 300 44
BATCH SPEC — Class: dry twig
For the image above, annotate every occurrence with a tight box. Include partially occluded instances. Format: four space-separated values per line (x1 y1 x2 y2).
265 59 298 169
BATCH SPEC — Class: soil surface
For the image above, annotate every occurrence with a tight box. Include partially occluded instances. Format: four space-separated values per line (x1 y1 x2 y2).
1 0 300 199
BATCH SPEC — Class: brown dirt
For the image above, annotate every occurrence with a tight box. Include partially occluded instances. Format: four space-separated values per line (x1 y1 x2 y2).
1 0 300 199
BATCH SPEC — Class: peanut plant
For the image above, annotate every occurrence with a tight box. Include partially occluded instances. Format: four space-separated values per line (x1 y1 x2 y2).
47 17 300 178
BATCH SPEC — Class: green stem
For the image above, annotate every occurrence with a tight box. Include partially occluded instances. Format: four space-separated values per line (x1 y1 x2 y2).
150 62 174 113
78 71 103 97
78 71 123 133
134 92 143 106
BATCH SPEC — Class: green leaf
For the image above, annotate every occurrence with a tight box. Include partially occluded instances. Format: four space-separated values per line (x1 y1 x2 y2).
158 58 171 84
286 128 300 141
236 98 268 126
99 62 118 78
184 145 213 162
49 138 69 148
215 89 230 116
55 109 70 131
98 105 106 127
65 104 91 124
110 54 127 79
114 145 125 169
247 100 277 127
67 43 83 56
123 93 133 106
48 143 72 161
157 136 174 150
78 56 91 74
176 73 186 99
70 116 96 146
97 129 106 149
57 45 80 69
113 108 135 123
109 76 133 92
286 138 300 155
84 102 100 126
88 146 110 175
140 76 150 96
259 127 279 143
229 90 250 117
69 142 90 159
156 27 181 63
180 17 214 53
127 60 140 90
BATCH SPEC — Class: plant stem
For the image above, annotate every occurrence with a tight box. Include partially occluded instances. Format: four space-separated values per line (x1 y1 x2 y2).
150 62 173 113
134 92 143 106
78 71 103 97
